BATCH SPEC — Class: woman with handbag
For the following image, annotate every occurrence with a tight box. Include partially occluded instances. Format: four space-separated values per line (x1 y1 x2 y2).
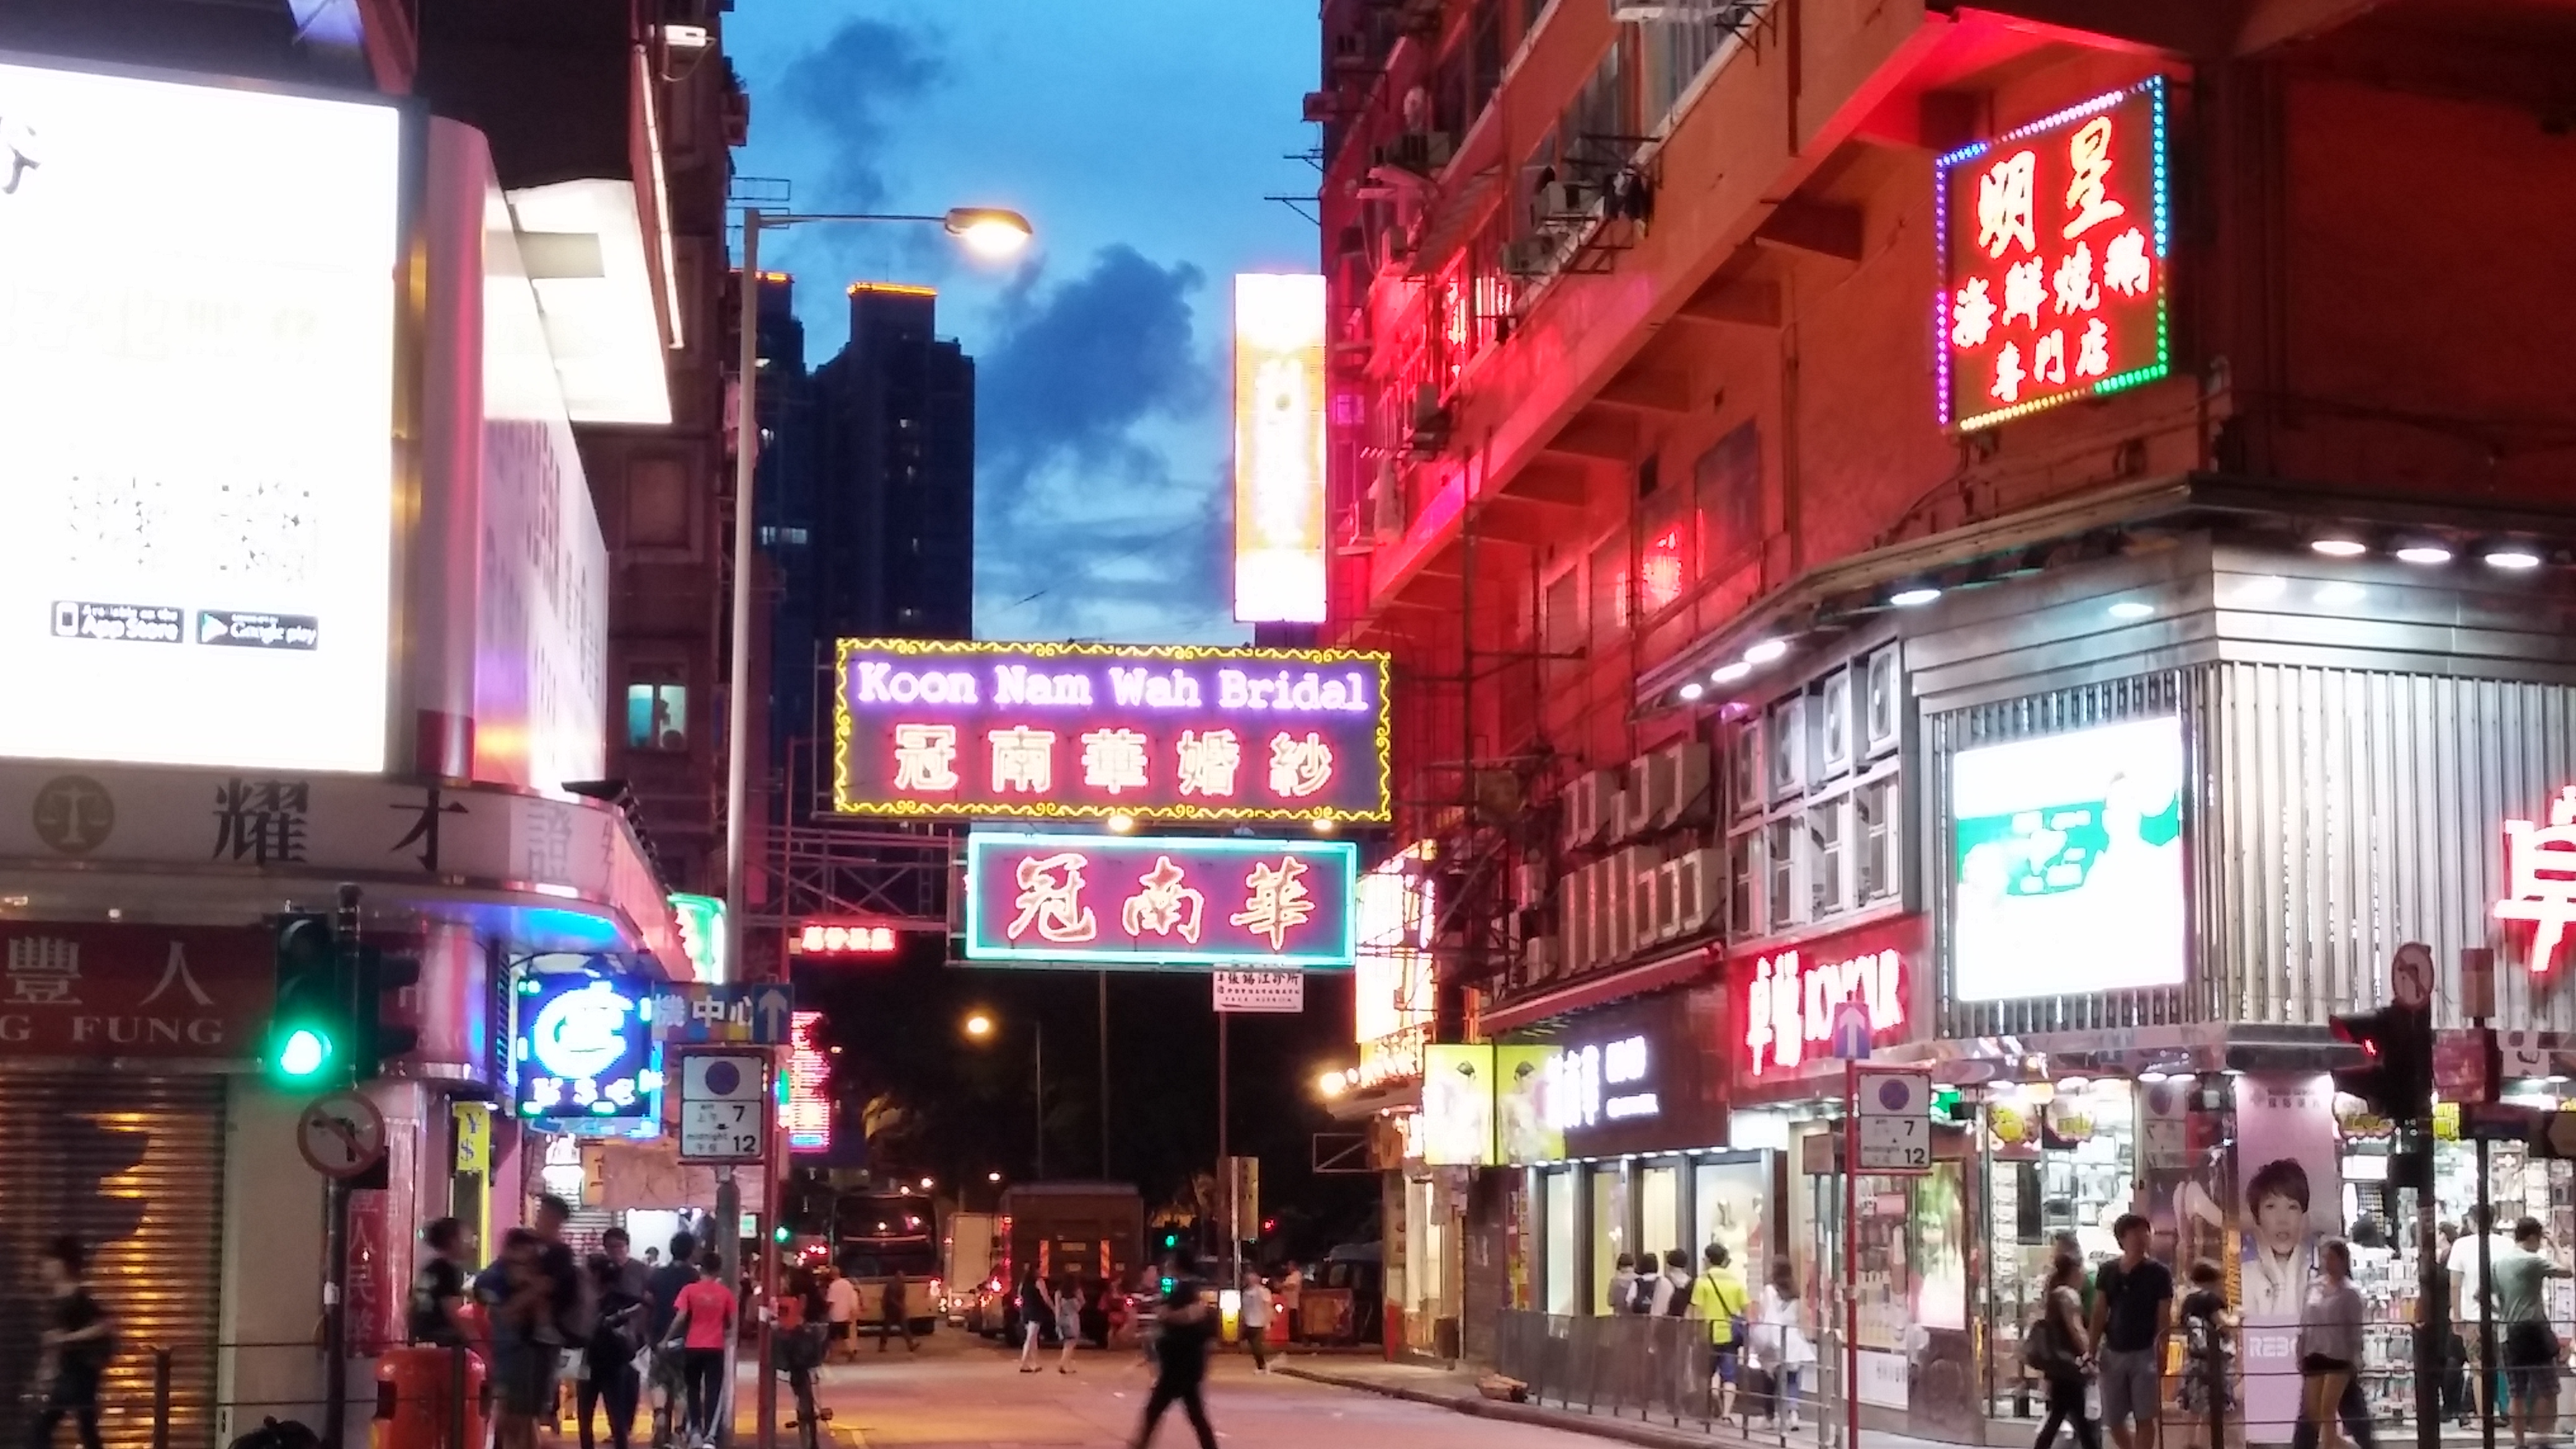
2031 1253 2101 1449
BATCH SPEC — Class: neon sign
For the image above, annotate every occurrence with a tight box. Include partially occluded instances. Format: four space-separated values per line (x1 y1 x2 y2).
1543 1034 1659 1129
1934 76 2170 431
514 968 661 1124
2496 784 2576 973
961 831 1359 969
784 1010 832 1152
833 640 1392 824
1232 274 1329 625
1741 923 1917 1077
793 920 900 957
669 892 726 982
1355 847 1437 1086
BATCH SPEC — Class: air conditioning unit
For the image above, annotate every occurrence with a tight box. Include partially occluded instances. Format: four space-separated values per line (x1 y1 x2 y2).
1651 858 1685 943
1631 751 1674 833
1602 858 1634 964
1672 847 1723 936
1604 788 1635 846
1525 935 1560 984
1560 864 1593 973
1614 0 1762 22
1622 846 1661 954
1562 768 1616 850
1408 383 1451 456
1535 178 1595 223
1651 741 1714 830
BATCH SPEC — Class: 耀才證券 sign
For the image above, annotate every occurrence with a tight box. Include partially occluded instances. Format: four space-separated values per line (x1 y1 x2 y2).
832 640 1391 825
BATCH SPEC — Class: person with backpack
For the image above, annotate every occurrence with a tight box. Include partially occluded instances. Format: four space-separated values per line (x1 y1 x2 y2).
30 1235 113 1449
2030 1253 2102 1449
1690 1243 1752 1424
1609 1253 1640 1316
1650 1248 1692 1316
2177 1258 2237 1449
580 1254 648 1449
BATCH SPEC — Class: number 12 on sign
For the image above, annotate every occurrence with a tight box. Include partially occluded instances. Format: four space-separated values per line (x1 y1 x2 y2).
1858 1115 1930 1171
680 1100 765 1162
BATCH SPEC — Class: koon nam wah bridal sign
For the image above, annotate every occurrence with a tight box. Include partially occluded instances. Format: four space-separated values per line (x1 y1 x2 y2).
832 640 1392 824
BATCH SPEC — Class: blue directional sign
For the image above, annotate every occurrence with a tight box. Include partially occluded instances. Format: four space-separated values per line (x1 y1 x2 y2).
651 981 796 1045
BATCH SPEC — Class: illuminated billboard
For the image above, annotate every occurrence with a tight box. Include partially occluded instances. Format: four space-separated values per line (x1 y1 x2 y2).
1950 715 2185 1001
513 967 663 1127
1934 76 2170 431
833 640 1391 823
1354 846 1436 1087
962 831 1359 969
1419 1044 1495 1167
0 58 402 772
1232 274 1328 624
785 1011 832 1152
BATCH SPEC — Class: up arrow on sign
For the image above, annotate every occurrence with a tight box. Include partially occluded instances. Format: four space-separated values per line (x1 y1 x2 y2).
755 986 793 1041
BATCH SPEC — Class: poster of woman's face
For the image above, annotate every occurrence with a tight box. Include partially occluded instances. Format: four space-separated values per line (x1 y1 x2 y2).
2232 1074 2345 1441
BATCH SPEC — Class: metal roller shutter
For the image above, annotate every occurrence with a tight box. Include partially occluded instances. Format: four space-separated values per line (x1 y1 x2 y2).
0 1071 227 1449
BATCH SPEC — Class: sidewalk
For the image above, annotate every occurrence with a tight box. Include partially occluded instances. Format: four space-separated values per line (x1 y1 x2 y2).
1273 1358 1957 1449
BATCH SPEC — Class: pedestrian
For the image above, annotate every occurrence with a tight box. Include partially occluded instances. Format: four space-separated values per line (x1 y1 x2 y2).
28 1235 113 1449
823 1268 859 1363
664 1255 738 1445
1609 1252 1640 1316
531 1195 591 1423
580 1255 646 1449
1278 1261 1303 1344
2293 1238 2374 1449
1128 1253 1219 1449
602 1228 651 1305
643 1234 699 1448
2029 1253 2100 1449
1689 1243 1751 1424
409 1217 474 1347
2492 1216 2572 1448
1056 1277 1086 1373
487 1230 556 1449
2177 1259 2237 1449
2091 1212 2174 1449
645 1248 662 1269
1238 1271 1273 1373
879 1273 916 1353
1750 1260 1814 1432
1650 1247 1692 1316
1016 1266 1049 1372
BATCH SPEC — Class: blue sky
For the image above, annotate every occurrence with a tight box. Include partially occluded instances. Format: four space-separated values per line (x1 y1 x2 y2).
728 1 1320 644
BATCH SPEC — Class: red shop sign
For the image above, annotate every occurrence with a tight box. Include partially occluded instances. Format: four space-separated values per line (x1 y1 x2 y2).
1934 76 2172 431
1739 915 1926 1079
0 921 272 1058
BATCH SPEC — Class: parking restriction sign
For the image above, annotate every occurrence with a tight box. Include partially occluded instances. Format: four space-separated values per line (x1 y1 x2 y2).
677 1050 770 1164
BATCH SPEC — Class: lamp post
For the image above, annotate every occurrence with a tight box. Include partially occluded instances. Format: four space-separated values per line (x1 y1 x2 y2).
964 1011 1046 1178
722 203 1029 1449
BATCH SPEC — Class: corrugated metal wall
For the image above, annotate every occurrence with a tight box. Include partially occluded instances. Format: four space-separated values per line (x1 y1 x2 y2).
2204 663 2576 1029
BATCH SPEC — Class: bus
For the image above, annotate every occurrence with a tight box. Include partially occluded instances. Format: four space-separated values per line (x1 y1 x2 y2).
832 1188 941 1335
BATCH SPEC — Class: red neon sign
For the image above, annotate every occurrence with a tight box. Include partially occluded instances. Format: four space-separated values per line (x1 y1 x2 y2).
1740 918 1922 1077
1934 77 2170 431
2496 785 2576 973
962 833 1358 968
794 920 900 957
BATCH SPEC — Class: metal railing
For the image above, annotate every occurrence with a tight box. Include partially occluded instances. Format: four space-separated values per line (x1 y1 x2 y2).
1488 1311 1845 1443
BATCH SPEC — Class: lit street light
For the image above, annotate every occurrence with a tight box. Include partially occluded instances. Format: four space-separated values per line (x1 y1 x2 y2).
964 1012 994 1039
987 1171 1003 1183
721 201 1032 1449
963 1011 1046 1179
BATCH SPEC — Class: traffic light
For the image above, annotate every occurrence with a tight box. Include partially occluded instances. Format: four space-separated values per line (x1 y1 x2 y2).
352 945 420 1082
269 913 346 1084
2330 1001 2432 1124
1160 1229 1181 1251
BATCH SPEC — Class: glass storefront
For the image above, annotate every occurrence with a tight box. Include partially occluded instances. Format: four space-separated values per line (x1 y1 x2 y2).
1982 1079 2138 1419
1591 1168 1630 1313
1544 1168 1577 1315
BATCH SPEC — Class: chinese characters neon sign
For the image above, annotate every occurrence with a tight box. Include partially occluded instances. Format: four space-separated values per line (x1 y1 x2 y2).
833 640 1392 824
784 1011 832 1152
2496 785 2576 973
1740 919 1919 1078
793 920 900 957
1934 77 2170 431
961 832 1359 968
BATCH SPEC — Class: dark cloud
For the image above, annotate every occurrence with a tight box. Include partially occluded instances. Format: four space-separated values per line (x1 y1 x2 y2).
778 16 946 213
970 243 1231 642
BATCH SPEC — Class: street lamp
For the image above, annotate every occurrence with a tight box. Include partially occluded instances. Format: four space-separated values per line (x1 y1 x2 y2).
963 1011 1046 1179
721 202 1031 1449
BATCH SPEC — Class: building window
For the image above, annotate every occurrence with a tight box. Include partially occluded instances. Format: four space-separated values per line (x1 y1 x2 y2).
1808 799 1846 919
626 681 688 751
1765 817 1798 931
1857 775 1897 903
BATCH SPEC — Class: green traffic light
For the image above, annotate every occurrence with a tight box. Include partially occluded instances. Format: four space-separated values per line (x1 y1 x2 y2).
278 1027 332 1079
773 1224 791 1245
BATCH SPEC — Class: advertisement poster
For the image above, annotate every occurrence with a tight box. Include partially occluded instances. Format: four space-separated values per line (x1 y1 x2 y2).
2233 1074 2344 1442
1419 1044 1495 1167
1495 1045 1561 1166
0 59 401 773
1951 715 2186 1001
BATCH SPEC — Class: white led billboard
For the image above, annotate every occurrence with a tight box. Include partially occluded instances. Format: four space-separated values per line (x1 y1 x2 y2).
0 59 402 772
1232 273 1327 625
1949 715 2187 1001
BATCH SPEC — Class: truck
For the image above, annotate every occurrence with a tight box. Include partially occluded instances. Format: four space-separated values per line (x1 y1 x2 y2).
942 1210 999 1323
977 1182 1146 1341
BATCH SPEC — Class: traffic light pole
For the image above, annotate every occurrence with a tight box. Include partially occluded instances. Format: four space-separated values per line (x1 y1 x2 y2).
322 884 362 1449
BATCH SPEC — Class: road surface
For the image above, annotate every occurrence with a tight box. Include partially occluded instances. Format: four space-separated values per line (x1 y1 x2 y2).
781 1331 1595 1449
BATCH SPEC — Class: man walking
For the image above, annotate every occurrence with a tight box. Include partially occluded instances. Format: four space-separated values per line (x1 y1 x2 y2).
410 1217 474 1346
1239 1271 1273 1373
823 1269 859 1364
2493 1217 2573 1448
1690 1244 1751 1424
878 1274 917 1352
1129 1253 1220 1449
643 1232 699 1448
2091 1212 2176 1449
30 1236 112 1449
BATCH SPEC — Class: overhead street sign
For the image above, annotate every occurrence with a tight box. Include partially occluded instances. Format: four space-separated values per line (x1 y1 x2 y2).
677 1050 771 1164
653 982 795 1045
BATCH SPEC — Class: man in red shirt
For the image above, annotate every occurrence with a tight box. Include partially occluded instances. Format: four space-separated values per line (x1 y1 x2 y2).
664 1257 737 1445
